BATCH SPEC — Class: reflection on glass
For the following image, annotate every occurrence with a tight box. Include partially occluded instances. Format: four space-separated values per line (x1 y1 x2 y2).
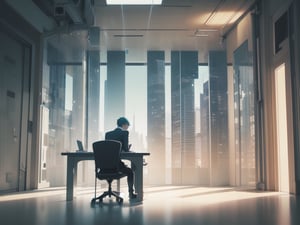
233 41 256 186
40 61 87 186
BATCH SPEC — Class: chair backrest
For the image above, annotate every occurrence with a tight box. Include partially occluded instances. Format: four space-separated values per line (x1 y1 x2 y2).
92 140 122 172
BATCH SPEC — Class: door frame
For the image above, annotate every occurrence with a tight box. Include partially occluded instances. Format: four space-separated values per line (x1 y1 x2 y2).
0 21 33 192
271 6 296 193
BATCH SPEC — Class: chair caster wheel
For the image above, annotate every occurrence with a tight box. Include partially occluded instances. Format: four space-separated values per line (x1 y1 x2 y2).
91 199 96 206
117 198 123 204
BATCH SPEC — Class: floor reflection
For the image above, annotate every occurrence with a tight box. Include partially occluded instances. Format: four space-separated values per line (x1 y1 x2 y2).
0 186 299 225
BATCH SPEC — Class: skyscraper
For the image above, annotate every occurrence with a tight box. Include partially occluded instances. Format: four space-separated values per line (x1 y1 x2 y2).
105 51 125 130
171 51 198 184
147 51 166 184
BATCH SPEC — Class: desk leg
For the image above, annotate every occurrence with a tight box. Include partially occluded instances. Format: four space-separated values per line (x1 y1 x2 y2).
117 179 120 192
73 160 78 197
131 158 143 202
66 157 75 201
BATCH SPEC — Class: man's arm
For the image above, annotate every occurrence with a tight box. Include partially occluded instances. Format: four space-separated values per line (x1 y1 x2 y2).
122 130 129 152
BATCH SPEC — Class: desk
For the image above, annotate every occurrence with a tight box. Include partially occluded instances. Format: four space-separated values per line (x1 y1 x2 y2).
61 151 150 202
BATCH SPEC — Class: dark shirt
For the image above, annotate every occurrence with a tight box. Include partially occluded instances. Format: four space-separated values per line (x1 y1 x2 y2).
105 128 129 152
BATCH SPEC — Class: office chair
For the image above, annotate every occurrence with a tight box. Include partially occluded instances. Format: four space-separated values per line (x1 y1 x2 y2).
91 140 126 204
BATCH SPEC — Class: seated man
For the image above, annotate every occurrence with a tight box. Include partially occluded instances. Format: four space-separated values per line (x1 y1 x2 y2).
105 117 137 199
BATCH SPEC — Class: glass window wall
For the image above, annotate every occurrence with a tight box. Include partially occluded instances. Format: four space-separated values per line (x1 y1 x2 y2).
39 14 256 188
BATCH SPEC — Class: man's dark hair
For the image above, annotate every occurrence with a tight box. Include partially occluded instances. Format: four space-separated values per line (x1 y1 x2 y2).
117 117 130 127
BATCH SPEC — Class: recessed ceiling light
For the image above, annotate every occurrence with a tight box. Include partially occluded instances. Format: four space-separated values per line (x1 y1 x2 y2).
194 29 218 37
106 0 162 5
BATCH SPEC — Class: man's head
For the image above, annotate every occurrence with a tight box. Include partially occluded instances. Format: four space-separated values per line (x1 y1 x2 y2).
117 117 130 130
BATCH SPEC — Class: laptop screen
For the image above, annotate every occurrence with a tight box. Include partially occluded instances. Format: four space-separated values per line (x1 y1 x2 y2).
76 140 84 151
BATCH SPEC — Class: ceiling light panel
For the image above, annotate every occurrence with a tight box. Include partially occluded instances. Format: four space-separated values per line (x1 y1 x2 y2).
205 11 236 26
106 0 162 5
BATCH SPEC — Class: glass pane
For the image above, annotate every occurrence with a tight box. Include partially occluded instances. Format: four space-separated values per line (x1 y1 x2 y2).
195 66 210 184
125 65 147 151
233 41 256 187
39 35 256 188
40 62 87 187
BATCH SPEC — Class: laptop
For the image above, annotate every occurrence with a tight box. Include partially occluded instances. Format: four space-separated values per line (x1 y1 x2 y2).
76 140 85 152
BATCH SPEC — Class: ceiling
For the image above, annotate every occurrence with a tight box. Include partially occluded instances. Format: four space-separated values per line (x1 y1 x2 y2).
32 0 255 63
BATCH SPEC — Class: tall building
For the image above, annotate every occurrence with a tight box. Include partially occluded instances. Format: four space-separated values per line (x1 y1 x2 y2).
171 51 198 184
105 51 125 130
147 51 166 184
199 81 210 184
208 51 229 186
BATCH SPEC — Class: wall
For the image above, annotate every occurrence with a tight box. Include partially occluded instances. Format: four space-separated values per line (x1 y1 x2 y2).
0 1 43 190
294 0 300 194
259 0 298 193
226 14 253 64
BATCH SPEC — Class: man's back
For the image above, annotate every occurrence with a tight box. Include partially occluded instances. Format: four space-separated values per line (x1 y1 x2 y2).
105 128 129 152
104 117 137 199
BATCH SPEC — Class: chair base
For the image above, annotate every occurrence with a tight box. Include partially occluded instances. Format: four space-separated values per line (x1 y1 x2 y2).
91 190 124 204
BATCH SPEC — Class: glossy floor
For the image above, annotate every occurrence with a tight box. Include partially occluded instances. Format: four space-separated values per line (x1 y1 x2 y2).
0 186 299 225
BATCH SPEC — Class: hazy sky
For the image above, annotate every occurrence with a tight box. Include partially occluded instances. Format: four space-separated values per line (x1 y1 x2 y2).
125 66 147 136
98 65 209 138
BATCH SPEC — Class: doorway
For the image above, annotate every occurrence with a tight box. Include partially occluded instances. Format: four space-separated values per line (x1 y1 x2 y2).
274 63 290 192
0 28 31 192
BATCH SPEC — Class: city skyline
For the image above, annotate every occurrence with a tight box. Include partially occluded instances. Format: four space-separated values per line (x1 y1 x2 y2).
99 65 209 138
